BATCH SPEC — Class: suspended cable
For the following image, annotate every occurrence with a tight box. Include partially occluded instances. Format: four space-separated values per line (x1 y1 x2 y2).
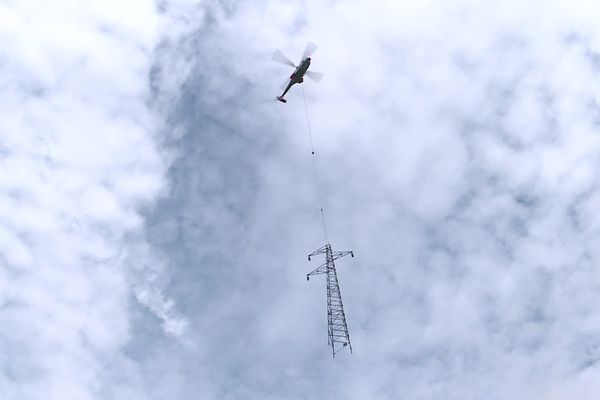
302 85 329 244
302 84 316 156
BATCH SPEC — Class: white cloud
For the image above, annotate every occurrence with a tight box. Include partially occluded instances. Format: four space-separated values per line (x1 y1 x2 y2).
0 1 189 399
5 0 600 398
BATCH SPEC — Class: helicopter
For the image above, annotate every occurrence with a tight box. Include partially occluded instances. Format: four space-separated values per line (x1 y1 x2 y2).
272 42 324 103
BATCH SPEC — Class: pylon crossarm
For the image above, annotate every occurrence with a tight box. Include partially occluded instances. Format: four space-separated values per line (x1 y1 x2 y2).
308 245 353 263
308 244 329 260
331 251 353 261
306 262 328 280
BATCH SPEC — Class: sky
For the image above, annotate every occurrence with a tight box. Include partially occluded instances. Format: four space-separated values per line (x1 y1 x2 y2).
3 0 600 399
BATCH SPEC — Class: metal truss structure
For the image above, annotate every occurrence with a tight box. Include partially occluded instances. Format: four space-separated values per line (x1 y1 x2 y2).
307 243 354 358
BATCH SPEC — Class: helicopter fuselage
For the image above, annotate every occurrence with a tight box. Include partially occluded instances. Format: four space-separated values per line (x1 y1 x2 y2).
291 57 311 83
277 57 312 103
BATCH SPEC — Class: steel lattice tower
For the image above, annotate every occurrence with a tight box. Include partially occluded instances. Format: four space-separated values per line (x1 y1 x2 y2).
307 244 354 358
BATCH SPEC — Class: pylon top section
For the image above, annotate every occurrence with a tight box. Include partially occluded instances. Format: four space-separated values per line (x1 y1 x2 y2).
307 244 353 280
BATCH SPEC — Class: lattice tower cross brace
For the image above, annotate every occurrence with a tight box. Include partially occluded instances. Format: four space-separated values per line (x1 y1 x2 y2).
307 244 354 358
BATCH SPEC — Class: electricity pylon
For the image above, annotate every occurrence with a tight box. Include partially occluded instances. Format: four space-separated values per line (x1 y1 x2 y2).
307 243 354 358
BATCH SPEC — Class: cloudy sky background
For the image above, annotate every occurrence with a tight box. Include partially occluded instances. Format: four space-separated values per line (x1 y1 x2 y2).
3 0 600 398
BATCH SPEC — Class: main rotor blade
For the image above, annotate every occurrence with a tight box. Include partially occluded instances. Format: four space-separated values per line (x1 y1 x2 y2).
272 50 296 67
302 42 318 59
306 70 324 83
